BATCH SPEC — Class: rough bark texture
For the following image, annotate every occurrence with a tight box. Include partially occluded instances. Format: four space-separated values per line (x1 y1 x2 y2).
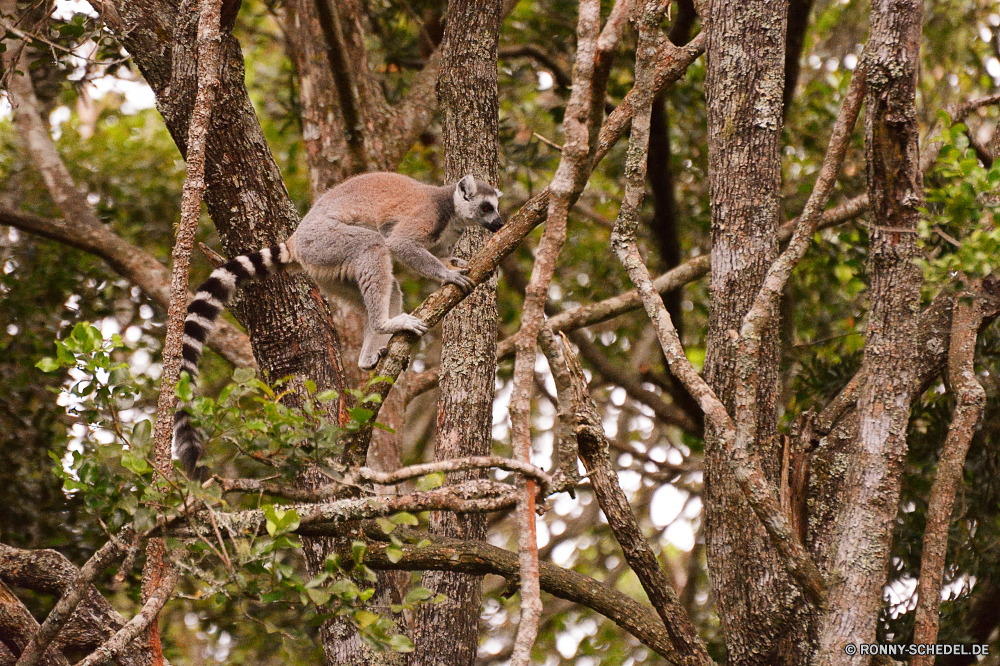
107 0 347 398
0 580 70 666
701 0 796 662
911 287 987 664
409 3 502 665
813 0 924 663
280 4 422 660
0 544 151 666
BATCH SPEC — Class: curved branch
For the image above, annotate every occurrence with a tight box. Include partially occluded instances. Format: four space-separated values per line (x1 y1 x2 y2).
360 529 715 664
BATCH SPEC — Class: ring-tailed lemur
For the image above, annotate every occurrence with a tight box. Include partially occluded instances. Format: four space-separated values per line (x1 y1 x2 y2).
173 172 503 474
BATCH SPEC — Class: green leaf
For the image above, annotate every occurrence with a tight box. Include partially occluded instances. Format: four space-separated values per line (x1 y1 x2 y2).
349 407 373 423
354 610 379 629
306 587 332 606
386 545 403 563
175 373 194 402
416 472 445 491
233 367 256 384
405 587 434 604
391 512 418 526
36 357 60 372
121 452 152 476
263 506 300 537
388 634 415 653
131 419 152 448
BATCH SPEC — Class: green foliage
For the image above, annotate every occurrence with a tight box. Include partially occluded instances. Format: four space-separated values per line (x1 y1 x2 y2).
917 112 1000 288
32 321 425 654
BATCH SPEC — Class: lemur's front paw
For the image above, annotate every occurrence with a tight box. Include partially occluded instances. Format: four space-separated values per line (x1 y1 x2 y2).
446 271 476 294
396 314 430 335
447 257 468 270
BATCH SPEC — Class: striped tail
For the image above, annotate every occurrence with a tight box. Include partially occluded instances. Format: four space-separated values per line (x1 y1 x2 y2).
173 243 292 475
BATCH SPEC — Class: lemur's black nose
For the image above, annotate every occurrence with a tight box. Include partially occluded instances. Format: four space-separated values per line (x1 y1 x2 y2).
486 217 504 232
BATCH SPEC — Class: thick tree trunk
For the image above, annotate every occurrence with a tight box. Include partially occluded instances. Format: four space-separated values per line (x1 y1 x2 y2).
702 0 800 663
108 0 347 395
813 0 924 662
409 2 503 665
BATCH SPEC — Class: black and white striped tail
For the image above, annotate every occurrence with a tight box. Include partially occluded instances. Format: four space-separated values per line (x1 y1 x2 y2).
173 243 292 475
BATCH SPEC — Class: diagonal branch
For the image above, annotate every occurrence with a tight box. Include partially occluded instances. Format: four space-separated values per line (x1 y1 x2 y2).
72 566 179 666
14 540 125 666
539 331 713 666
0 580 71 666
508 0 620 659
607 0 842 606
0 8 252 370
0 208 254 368
340 13 705 477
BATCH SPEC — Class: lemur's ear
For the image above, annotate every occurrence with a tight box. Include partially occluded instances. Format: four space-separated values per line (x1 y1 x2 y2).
495 189 503 199
458 174 478 199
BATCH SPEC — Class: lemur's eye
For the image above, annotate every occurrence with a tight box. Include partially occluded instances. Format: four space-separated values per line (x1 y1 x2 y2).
480 202 494 213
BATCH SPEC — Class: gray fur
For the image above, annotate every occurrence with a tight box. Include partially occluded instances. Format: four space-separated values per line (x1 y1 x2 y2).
172 172 503 475
286 172 503 370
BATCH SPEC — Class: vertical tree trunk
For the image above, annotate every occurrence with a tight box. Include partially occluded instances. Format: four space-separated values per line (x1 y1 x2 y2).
409 2 502 665
814 1 924 662
110 0 347 397
702 1 800 663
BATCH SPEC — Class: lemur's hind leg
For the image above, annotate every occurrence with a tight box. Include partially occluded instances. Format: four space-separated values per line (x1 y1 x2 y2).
359 277 404 370
355 244 427 370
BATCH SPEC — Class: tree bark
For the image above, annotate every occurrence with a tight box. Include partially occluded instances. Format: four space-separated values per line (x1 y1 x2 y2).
813 0 924 662
108 0 347 396
409 3 502 665
702 0 797 663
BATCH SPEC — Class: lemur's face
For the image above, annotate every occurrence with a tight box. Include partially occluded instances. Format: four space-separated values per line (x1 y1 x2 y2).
455 175 504 232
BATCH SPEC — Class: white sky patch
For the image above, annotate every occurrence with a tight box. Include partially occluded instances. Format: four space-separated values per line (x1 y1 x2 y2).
664 520 695 551
535 514 550 549
843 53 858 70
0 92 11 121
537 71 554 91
52 0 98 20
884 575 917 617
650 485 687 527
50 106 73 140
980 24 994 42
987 57 1000 81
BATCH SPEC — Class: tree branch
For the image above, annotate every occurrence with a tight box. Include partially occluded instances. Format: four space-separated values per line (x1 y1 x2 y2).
508 0 618 658
14 540 124 666
542 331 713 666
0 545 147 666
0 580 70 666
168 481 520 539
360 528 712 663
0 9 252 370
911 285 988 661
0 209 254 368
609 0 826 606
339 25 705 483
73 566 179 666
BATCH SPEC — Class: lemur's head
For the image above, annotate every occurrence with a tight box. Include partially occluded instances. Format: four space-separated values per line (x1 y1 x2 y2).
454 174 504 232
